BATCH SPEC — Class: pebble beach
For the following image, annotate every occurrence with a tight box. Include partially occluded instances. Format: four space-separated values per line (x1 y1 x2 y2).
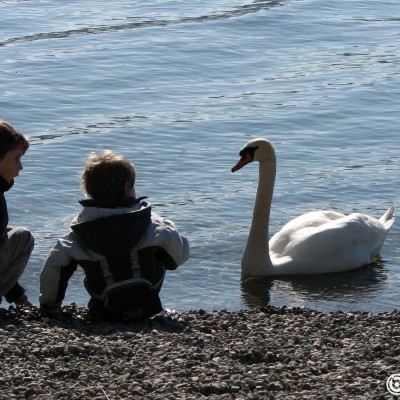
0 305 399 400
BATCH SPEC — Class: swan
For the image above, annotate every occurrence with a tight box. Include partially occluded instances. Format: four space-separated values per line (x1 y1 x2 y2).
231 138 395 276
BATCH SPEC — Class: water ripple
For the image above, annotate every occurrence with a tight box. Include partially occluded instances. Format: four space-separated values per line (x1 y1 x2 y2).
29 115 147 143
0 0 296 48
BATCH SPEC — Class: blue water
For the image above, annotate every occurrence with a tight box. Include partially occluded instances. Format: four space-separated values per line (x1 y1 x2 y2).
1 0 399 312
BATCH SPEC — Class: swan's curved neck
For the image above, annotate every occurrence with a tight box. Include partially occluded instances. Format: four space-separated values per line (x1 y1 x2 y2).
242 160 275 274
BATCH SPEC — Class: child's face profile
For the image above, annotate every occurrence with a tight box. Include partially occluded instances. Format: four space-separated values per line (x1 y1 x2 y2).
0 146 25 183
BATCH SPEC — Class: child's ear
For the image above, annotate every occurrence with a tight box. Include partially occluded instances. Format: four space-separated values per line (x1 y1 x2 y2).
125 182 135 197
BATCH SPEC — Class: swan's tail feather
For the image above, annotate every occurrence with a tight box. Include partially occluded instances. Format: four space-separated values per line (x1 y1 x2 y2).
379 207 395 232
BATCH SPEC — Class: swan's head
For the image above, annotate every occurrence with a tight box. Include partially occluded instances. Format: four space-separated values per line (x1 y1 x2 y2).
231 138 275 172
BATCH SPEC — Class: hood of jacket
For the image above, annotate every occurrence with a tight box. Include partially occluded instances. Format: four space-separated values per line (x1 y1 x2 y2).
70 197 151 257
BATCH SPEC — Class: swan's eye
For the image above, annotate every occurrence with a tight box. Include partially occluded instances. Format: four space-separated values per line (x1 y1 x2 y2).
240 146 259 160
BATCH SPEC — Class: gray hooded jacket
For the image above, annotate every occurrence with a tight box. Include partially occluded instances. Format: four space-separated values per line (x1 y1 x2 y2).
39 197 189 310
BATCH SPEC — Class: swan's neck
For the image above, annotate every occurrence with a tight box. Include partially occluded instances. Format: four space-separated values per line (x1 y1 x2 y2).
242 160 275 275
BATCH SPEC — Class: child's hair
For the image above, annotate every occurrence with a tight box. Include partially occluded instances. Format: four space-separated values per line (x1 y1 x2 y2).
81 150 136 201
0 119 29 160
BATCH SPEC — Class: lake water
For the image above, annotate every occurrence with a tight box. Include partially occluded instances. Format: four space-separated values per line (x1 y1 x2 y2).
1 0 399 313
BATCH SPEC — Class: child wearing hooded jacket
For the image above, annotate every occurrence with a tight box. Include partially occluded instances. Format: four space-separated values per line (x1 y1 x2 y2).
0 119 34 308
39 150 189 320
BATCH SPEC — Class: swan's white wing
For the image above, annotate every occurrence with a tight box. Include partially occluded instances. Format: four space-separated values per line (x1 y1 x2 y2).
269 210 345 254
269 212 388 274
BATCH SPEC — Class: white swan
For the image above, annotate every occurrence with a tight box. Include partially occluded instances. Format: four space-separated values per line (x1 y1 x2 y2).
231 138 395 277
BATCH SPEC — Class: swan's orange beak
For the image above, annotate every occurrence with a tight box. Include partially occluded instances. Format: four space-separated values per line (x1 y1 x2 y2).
231 153 253 172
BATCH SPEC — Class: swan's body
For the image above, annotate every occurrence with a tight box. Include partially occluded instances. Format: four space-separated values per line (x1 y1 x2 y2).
232 138 395 277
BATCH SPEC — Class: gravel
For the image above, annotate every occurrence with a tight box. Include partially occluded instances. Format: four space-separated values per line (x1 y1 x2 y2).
0 304 399 400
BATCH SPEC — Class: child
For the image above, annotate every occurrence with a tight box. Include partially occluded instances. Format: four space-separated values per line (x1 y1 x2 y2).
0 119 34 308
40 150 189 320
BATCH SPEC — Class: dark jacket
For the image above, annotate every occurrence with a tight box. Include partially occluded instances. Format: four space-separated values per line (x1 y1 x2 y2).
0 176 12 241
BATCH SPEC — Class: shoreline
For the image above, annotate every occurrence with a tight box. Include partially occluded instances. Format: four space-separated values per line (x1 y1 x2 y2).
0 305 398 399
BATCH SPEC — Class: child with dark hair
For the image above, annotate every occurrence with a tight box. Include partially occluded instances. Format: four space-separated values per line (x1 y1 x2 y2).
40 150 189 320
0 119 34 308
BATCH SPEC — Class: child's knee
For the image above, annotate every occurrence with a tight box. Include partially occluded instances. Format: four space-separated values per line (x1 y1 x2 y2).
10 227 34 253
21 228 34 253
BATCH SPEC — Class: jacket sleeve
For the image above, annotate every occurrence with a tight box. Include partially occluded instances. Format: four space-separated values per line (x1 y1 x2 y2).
148 214 189 269
39 231 78 309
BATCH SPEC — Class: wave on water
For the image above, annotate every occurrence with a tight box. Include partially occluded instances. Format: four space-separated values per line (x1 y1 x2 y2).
29 115 147 143
0 0 297 48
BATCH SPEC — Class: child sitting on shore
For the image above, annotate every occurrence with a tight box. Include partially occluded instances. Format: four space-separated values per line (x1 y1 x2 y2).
0 119 34 308
39 150 189 320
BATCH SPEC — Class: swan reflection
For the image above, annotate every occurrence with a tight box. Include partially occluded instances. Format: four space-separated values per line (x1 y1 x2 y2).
241 259 388 310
